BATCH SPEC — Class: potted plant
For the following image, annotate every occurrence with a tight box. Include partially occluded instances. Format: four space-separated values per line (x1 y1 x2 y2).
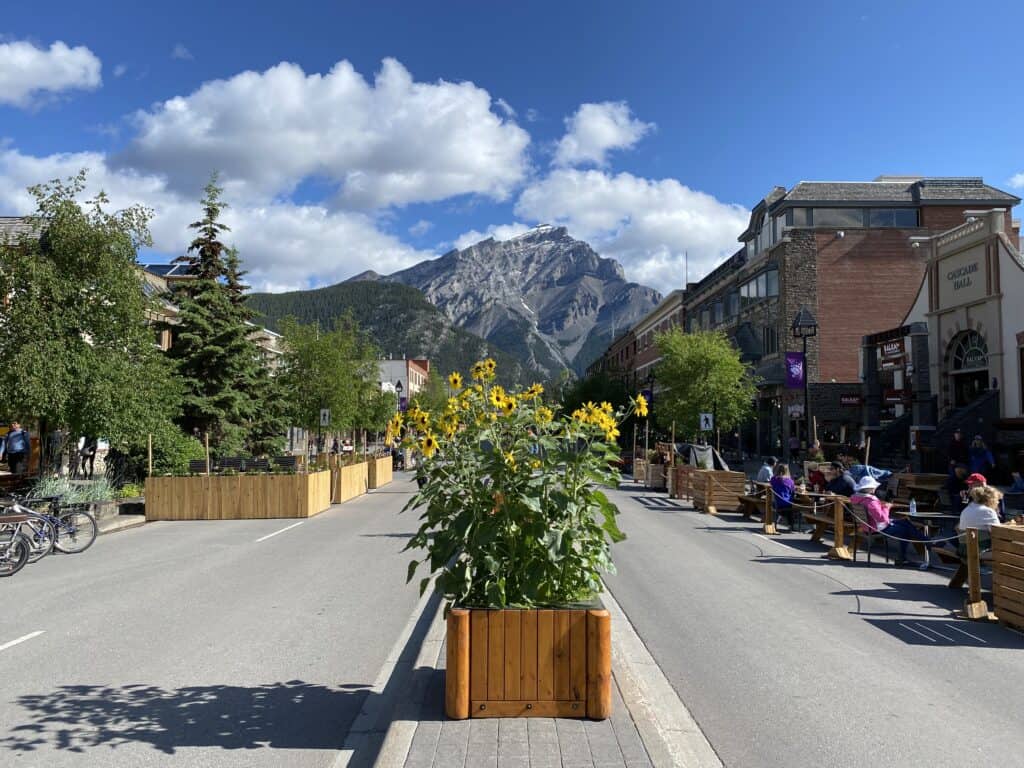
398 360 646 720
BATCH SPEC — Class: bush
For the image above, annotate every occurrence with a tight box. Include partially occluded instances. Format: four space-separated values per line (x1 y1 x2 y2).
116 482 144 499
31 476 114 504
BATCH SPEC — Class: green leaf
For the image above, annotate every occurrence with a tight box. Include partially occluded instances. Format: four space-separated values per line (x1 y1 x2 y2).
419 577 432 596
406 559 419 584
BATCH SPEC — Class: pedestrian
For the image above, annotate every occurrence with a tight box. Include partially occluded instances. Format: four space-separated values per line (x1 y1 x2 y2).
1 421 31 476
770 462 796 528
788 433 801 460
968 435 995 476
331 437 340 454
756 457 776 483
850 475 931 569
79 436 98 479
948 428 969 468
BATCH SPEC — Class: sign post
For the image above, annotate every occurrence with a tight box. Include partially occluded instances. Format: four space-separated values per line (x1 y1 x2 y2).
699 413 714 432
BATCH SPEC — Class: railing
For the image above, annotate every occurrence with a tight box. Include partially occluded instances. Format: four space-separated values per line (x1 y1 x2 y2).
930 390 1000 472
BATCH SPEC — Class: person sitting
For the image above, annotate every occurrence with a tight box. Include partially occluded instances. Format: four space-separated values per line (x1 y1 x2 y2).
941 484 1004 562
806 462 826 491
947 464 970 514
770 462 796 528
824 461 856 496
850 476 931 569
756 457 776 484
807 440 826 463
1010 472 1024 493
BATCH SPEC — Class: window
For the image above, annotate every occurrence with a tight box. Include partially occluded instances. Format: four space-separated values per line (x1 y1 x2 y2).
700 309 710 328
762 326 779 355
726 292 739 317
791 208 811 227
756 272 767 297
766 269 779 297
813 208 864 228
713 302 724 324
869 208 919 228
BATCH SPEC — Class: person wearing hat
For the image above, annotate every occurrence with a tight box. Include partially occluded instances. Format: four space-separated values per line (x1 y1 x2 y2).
850 475 932 569
968 436 995 476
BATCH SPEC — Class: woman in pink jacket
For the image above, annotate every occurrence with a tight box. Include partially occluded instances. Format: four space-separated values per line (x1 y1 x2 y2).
850 476 931 569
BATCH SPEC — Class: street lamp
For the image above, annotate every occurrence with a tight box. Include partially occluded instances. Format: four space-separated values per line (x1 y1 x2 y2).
395 379 403 411
791 306 818 453
644 370 655 460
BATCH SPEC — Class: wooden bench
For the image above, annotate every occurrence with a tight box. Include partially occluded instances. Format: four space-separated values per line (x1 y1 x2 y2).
187 459 209 475
736 493 766 520
272 455 298 471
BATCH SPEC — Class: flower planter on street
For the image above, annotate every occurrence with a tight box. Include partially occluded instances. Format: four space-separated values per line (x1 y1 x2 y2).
691 469 746 514
332 461 368 503
445 606 611 720
144 471 331 520
367 455 393 489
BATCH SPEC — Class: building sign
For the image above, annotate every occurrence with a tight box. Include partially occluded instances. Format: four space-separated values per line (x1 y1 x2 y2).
787 403 805 418
880 338 905 368
785 352 805 389
840 394 863 407
938 244 987 306
883 388 905 404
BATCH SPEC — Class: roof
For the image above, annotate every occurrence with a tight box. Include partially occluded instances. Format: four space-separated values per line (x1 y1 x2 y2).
779 178 1019 206
144 264 196 278
0 216 40 242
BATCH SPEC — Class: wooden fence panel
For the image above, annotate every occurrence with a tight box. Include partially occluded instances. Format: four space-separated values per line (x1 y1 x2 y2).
993 525 1024 631
144 471 331 521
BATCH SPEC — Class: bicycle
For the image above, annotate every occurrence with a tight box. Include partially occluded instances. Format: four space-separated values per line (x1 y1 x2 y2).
0 496 58 563
0 494 98 556
0 522 31 576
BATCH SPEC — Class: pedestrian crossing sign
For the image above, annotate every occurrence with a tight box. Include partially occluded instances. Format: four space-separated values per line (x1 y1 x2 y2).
699 413 714 431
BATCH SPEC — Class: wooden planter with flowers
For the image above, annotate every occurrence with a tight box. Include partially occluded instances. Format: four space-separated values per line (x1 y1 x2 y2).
398 361 643 721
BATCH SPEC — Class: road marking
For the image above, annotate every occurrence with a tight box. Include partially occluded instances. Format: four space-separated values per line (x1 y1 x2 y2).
916 622 955 642
255 522 304 543
899 622 937 642
0 630 45 653
947 624 987 643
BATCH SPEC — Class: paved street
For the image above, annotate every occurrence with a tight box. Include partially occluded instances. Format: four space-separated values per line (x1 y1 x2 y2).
0 476 426 768
603 481 1024 768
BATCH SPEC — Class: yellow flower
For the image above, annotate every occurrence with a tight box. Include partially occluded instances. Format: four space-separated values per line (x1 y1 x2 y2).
420 432 439 458
503 450 516 469
500 395 517 416
483 358 496 376
530 459 542 470
600 401 613 415
471 361 486 381
634 393 649 418
489 385 507 408
536 406 554 424
448 371 463 390
605 426 621 442
571 407 588 423
523 383 544 400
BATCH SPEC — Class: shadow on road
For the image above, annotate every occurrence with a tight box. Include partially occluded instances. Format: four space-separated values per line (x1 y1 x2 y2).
864 618 1024 648
628 496 689 512
1 679 368 755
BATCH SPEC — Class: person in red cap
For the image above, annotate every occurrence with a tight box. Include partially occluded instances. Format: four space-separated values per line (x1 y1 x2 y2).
966 472 987 487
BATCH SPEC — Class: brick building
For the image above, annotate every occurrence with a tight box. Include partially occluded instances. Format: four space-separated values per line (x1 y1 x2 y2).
589 176 1020 461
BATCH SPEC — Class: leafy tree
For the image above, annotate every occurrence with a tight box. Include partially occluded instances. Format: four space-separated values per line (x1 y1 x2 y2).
165 178 266 454
655 329 758 437
0 171 182 463
411 372 451 415
277 316 379 434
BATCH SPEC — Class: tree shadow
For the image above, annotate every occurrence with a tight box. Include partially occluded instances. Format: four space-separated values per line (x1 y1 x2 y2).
1 680 369 755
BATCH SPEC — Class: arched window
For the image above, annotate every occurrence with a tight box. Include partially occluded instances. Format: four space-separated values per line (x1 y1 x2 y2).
951 330 988 372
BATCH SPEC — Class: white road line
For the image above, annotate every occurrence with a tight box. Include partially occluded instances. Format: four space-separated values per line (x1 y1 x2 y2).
899 622 938 642
916 622 955 642
255 522 304 543
0 630 45 653
947 624 988 643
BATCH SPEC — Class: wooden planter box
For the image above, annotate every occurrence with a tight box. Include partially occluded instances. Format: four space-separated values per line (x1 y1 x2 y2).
144 471 331 521
670 464 697 500
992 524 1024 631
632 459 646 484
645 464 667 490
445 607 611 720
367 456 393 489
332 461 368 504
691 470 746 514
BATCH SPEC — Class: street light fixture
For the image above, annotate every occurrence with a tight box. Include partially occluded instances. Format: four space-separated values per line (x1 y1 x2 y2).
394 380 403 411
643 369 655 461
791 306 818 454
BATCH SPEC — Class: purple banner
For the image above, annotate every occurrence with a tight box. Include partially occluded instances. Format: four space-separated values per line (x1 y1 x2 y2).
785 352 805 389
399 397 408 412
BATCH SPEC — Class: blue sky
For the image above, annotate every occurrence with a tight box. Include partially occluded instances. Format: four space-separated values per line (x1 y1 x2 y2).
2 0 1022 291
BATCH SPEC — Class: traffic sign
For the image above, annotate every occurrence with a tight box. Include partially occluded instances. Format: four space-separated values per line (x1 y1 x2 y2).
319 408 331 427
699 413 714 431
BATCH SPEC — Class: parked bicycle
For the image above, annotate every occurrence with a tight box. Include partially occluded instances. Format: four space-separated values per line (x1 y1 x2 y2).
0 522 31 577
0 493 98 559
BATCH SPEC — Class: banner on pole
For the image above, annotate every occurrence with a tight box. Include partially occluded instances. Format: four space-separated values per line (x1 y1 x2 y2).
785 352 805 389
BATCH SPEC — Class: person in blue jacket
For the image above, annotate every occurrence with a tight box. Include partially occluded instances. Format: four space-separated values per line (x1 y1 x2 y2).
968 435 995 476
1 421 31 475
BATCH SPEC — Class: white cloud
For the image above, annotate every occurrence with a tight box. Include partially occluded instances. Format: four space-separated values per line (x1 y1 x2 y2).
525 108 540 123
553 101 653 167
1008 173 1024 190
452 222 531 251
0 147 430 291
495 98 516 118
0 40 102 108
408 219 433 237
515 169 748 287
114 57 531 209
113 63 128 78
170 44 193 61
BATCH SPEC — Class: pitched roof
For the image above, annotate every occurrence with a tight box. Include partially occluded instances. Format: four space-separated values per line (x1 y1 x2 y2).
0 216 40 242
780 178 1019 206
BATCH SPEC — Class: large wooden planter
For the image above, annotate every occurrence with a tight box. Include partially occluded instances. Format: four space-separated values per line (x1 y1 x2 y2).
632 459 646 484
367 456 393 489
144 471 331 521
670 464 697 500
691 470 746 515
445 607 611 720
992 524 1024 631
332 461 368 504
645 464 667 490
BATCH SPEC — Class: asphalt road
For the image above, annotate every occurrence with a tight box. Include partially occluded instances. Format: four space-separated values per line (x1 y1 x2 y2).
0 474 425 768
603 481 1024 768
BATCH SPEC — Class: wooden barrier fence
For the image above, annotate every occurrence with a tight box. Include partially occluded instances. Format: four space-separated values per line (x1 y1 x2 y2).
144 471 331 521
691 470 746 515
992 524 1024 630
670 464 698 501
645 464 667 490
332 461 368 504
367 456 393 489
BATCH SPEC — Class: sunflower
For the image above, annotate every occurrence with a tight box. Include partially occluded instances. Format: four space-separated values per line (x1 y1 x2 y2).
634 393 649 418
536 406 554 424
448 371 463 390
488 385 507 409
420 432 439 458
523 383 544 400
483 358 497 377
500 395 517 416
471 361 487 381
530 459 542 470
599 401 613 415
605 426 621 442
503 450 516 469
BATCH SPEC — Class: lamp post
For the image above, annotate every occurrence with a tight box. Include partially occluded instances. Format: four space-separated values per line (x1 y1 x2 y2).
644 370 655 459
395 380 403 412
791 306 819 452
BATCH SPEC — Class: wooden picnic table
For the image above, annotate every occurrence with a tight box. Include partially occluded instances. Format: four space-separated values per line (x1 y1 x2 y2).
794 491 855 560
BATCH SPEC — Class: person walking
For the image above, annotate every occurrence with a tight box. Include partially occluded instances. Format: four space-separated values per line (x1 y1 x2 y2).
80 436 98 479
1 421 31 476
968 435 995 476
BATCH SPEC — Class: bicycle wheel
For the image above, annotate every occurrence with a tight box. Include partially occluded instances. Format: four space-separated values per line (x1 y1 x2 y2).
54 510 98 554
0 532 31 576
24 517 57 564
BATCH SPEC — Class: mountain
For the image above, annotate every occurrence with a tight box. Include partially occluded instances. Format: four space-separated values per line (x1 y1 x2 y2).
364 225 661 377
247 281 532 386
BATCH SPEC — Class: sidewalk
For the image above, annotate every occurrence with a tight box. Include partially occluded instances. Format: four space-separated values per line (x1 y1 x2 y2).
402 638 653 768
